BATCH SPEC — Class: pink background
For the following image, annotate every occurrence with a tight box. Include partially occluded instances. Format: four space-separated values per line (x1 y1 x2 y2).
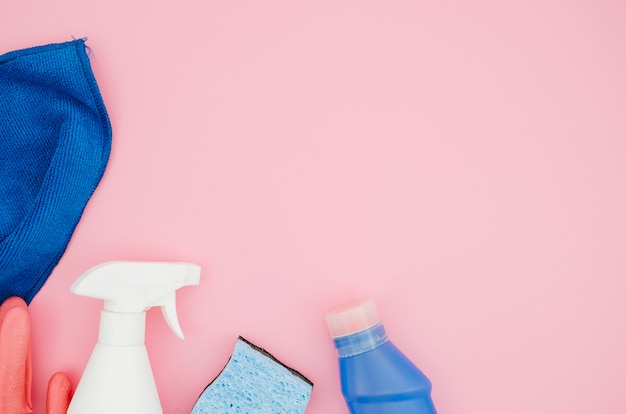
2 0 626 413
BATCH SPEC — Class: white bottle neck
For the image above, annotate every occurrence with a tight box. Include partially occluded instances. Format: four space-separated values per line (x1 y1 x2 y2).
99 310 146 346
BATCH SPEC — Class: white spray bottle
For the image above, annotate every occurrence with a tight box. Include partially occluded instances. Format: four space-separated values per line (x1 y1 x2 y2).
67 261 201 414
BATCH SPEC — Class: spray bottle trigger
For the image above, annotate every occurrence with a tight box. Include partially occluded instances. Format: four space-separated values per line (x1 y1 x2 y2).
157 292 185 339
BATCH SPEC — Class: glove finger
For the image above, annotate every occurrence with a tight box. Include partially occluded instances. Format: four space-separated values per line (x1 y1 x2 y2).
0 297 28 325
46 372 72 414
0 298 32 414
0 297 33 406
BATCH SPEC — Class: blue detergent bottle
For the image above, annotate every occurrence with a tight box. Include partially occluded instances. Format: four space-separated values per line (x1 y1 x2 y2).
326 299 437 414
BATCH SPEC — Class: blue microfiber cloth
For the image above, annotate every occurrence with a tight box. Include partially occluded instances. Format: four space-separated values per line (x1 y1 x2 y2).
192 336 313 413
0 39 111 304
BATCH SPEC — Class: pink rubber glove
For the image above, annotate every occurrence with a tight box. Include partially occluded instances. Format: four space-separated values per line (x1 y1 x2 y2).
0 297 72 414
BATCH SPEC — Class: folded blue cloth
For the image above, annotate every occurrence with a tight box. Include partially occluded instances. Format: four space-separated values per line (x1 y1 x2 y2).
0 39 111 304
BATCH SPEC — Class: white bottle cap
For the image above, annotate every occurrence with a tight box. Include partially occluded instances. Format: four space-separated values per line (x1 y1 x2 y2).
325 299 381 338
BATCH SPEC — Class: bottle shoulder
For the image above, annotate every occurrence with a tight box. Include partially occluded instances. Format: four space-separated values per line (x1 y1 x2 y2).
339 340 432 397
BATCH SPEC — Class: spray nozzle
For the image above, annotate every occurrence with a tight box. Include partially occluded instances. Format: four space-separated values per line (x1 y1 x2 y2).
71 261 201 339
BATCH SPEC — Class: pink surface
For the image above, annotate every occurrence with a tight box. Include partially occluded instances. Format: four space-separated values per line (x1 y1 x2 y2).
2 1 626 413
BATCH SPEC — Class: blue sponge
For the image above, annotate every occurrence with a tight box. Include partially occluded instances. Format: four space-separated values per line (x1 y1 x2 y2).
191 336 313 413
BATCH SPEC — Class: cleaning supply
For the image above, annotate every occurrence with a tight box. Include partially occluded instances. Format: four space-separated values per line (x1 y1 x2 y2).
191 336 313 413
0 296 72 414
0 39 111 304
67 261 201 414
0 296 31 413
326 299 437 414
